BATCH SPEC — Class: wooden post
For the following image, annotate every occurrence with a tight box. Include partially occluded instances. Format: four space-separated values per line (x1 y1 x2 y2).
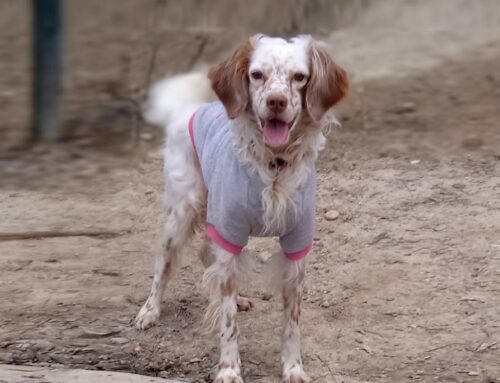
32 0 63 141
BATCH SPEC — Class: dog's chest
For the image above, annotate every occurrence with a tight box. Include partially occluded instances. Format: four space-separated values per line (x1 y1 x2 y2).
192 102 315 247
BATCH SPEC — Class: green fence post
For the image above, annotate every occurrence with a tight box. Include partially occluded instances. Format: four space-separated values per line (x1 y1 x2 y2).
32 0 63 141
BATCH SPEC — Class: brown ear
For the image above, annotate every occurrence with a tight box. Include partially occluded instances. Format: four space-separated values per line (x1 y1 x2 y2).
208 39 254 119
306 43 349 122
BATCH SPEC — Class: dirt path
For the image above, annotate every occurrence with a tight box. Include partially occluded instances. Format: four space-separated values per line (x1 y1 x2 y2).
1 1 500 382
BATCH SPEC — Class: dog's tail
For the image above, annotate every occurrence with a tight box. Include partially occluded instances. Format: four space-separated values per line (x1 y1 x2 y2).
143 71 215 127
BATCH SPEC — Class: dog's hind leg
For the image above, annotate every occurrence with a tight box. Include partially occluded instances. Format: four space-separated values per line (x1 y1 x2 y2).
136 117 205 330
135 201 200 330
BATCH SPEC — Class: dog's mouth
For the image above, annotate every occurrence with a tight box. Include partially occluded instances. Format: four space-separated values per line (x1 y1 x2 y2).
261 118 293 147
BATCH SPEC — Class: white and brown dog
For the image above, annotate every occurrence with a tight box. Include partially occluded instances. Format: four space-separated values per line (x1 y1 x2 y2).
136 34 348 383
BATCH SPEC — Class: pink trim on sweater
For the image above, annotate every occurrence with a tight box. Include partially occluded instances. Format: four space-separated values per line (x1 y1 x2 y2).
188 112 203 170
188 113 196 151
284 243 313 261
207 224 244 255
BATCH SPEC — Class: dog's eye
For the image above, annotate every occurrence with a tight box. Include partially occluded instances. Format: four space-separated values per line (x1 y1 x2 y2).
250 70 263 80
293 73 306 82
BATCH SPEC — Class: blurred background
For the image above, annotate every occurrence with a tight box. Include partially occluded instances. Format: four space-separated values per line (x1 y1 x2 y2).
1 1 499 383
1 0 370 151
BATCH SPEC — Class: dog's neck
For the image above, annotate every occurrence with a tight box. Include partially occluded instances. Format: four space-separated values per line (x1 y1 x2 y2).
230 114 323 185
229 113 324 233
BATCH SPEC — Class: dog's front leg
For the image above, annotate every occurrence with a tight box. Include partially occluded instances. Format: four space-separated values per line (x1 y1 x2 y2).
211 245 243 383
281 257 309 383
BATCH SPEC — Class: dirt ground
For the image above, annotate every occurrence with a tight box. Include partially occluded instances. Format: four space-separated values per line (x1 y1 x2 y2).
1 1 500 383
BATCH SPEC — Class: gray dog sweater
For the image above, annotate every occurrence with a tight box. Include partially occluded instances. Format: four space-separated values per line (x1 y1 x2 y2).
189 102 315 260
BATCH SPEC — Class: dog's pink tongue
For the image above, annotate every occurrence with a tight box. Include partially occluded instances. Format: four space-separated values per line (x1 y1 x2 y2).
263 120 289 147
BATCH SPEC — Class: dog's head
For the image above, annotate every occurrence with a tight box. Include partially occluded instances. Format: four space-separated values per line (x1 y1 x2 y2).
208 34 348 149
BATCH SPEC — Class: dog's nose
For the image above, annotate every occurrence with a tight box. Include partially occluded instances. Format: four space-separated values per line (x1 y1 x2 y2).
266 94 288 114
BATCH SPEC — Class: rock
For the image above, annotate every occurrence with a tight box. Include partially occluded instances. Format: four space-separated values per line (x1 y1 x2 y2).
31 340 55 352
390 101 416 114
462 137 484 149
110 337 129 345
410 159 421 165
0 352 14 364
369 231 389 245
324 210 339 221
262 293 273 301
320 300 331 308
133 344 142 353
80 327 122 338
139 132 153 141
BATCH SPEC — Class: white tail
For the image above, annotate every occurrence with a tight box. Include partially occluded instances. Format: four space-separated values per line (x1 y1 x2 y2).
144 71 215 128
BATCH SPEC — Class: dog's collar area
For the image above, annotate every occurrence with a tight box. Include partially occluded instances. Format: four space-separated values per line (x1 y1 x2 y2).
269 157 288 171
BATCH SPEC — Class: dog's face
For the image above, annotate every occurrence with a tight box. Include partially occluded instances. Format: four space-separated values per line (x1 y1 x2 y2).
209 34 348 149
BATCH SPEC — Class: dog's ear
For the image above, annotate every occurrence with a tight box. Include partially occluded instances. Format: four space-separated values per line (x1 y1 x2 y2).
305 42 349 122
208 38 255 119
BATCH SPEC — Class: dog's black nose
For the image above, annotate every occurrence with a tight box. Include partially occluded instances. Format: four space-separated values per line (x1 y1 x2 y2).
266 94 288 114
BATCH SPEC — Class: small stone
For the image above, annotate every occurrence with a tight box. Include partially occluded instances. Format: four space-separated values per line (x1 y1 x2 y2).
110 337 129 345
452 183 466 189
391 101 416 114
262 293 273 301
140 132 154 141
133 344 142 353
0 352 14 364
324 210 339 221
410 159 421 165
433 225 447 232
320 300 331 308
31 340 55 351
462 137 483 149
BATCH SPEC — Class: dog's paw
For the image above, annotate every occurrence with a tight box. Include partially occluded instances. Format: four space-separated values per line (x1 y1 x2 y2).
135 301 160 330
281 365 309 383
214 365 243 383
236 296 254 312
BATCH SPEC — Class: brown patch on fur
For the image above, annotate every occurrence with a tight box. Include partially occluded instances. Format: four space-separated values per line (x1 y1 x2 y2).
163 261 173 279
219 362 234 370
164 237 172 251
306 42 349 121
291 300 301 324
220 274 236 297
199 239 214 268
283 288 290 310
208 37 256 119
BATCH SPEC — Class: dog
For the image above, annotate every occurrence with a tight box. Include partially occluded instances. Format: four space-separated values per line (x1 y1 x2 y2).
135 34 348 383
